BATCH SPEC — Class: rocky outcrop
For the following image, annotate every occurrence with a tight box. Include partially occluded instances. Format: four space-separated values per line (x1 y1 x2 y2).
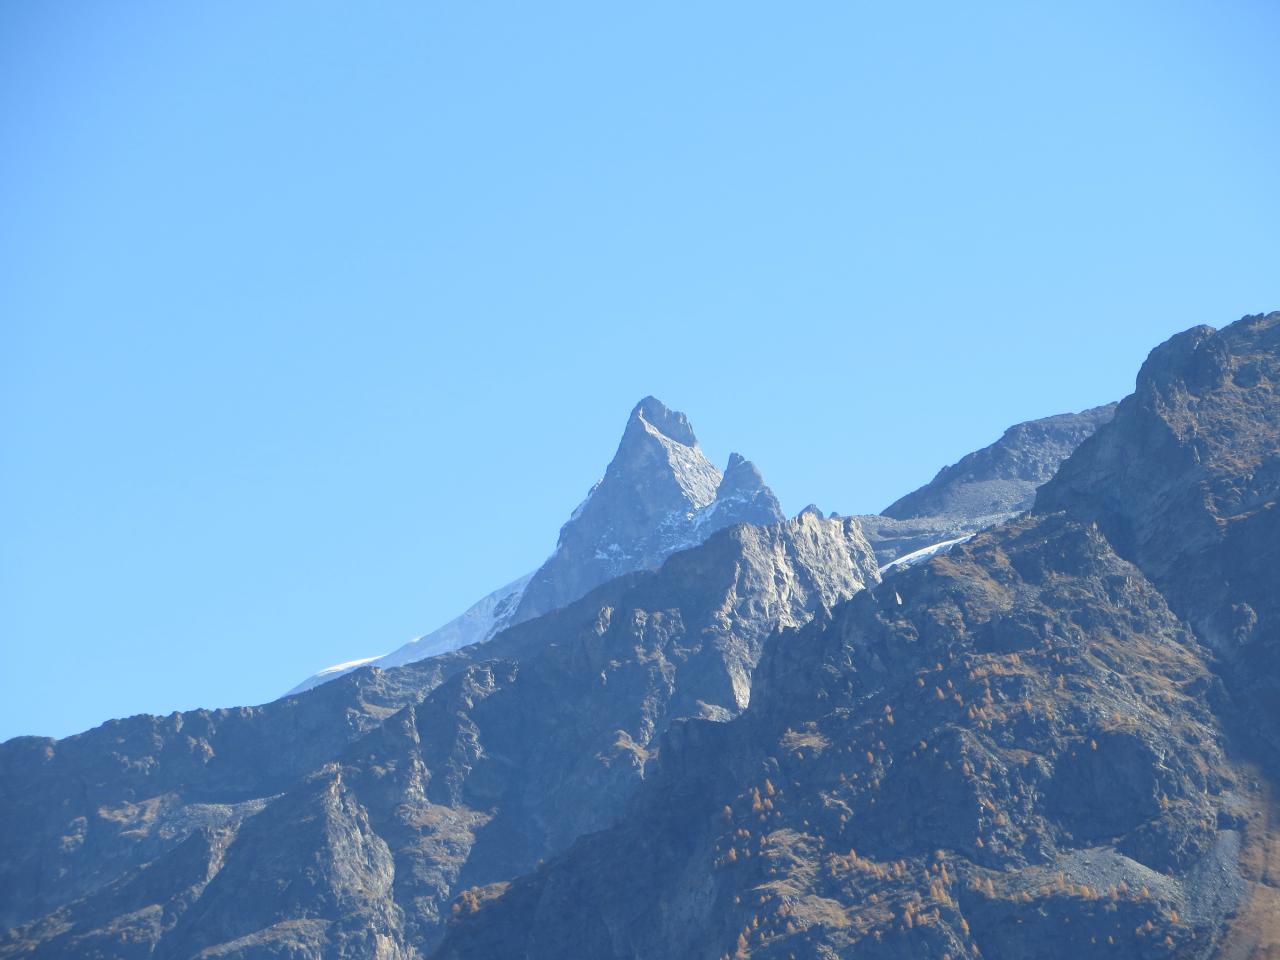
0 513 876 958
11 316 1280 960
1038 315 1280 667
296 397 1106 694
439 512 1240 960
884 403 1117 522
858 404 1116 564
0 662 449 938
513 396 785 622
292 396 785 692
436 315 1280 960
1036 315 1280 829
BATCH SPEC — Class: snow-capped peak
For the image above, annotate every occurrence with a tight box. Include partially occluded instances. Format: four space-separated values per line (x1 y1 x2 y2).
288 397 785 694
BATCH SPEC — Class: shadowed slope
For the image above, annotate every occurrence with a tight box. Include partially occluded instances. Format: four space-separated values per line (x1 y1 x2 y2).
0 514 876 958
438 315 1280 960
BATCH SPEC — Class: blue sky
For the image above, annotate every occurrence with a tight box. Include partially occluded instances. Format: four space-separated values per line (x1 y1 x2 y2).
3 1 1278 741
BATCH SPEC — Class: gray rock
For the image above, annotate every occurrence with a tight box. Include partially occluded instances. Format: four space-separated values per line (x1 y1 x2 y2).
291 397 786 692
17 317 1280 960
855 403 1117 564
1039 312 1280 758
513 396 785 622
439 505 1239 960
884 403 1118 521
436 314 1280 960
0 513 876 958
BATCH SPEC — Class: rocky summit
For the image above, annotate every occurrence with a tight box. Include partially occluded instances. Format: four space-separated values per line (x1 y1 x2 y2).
437 313 1280 960
6 313 1280 960
513 396 786 622
290 395 786 693
855 403 1117 565
0 513 877 958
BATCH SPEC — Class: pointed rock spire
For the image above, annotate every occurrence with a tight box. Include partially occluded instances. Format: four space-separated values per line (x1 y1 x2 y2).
607 396 720 510
700 452 784 536
628 396 699 447
717 452 767 499
513 398 783 622
294 396 791 691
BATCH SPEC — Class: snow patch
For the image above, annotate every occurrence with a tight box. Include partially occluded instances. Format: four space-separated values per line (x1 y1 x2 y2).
376 571 533 668
313 655 383 678
878 535 974 576
286 572 533 695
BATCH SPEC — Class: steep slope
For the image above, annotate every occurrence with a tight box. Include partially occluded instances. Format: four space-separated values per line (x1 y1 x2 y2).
857 404 1116 564
1037 314 1280 739
883 404 1117 522
441 516 1237 960
12 318 1272 960
289 574 533 695
1037 312 1280 957
437 314 1280 960
513 396 785 622
0 513 877 959
0 659 451 936
292 396 784 693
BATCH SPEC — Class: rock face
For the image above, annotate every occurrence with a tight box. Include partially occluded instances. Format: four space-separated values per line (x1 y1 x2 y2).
513 396 785 622
857 404 1116 564
439 516 1238 960
0 514 877 958
294 397 1106 694
1036 315 1280 888
291 573 534 694
883 403 1118 522
10 315 1280 960
291 396 785 693
0 662 445 946
435 314 1280 960
1037 316 1280 721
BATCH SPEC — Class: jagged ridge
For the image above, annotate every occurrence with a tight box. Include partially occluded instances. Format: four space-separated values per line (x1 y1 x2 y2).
436 313 1280 960
0 513 877 958
291 396 785 693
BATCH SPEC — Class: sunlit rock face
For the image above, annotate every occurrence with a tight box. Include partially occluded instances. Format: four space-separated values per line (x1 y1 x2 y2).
0 509 876 958
436 314 1280 960
858 402 1117 566
514 395 785 622
292 395 785 693
11 316 1280 960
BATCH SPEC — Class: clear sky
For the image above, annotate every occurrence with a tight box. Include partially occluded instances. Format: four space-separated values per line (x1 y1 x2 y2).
3 1 1278 741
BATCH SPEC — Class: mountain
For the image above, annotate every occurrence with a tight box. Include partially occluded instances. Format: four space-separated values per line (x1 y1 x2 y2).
290 396 784 693
882 403 1118 522
0 513 877 958
9 315 1273 960
321 574 533 680
1037 316 1280 756
515 396 786 622
435 313 1280 960
855 404 1116 564
295 396 1108 695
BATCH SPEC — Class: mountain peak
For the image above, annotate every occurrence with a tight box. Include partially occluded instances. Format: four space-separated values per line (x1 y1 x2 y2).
615 397 720 508
628 396 699 447
513 399 782 622
716 452 760 493
293 396 787 690
880 402 1118 522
